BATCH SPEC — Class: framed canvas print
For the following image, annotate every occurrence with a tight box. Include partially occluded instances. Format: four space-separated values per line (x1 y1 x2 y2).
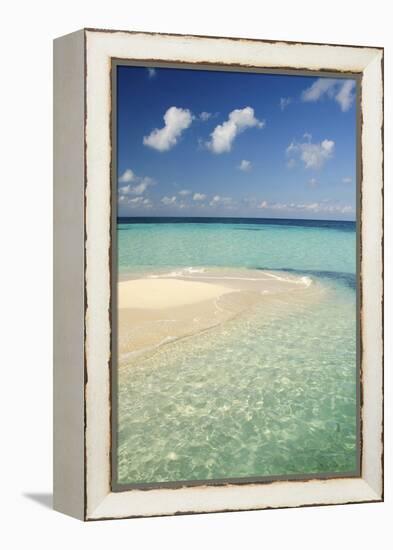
53 29 384 520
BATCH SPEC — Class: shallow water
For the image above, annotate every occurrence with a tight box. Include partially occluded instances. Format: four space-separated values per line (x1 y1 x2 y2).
118 218 356 275
116 219 357 484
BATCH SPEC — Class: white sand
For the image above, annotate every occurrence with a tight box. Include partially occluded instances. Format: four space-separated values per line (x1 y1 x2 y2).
117 270 322 363
118 278 235 310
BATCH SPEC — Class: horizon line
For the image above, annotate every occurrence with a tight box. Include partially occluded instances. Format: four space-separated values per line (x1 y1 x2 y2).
117 215 356 223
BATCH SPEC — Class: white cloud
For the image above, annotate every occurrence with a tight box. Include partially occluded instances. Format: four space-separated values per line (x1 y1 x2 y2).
302 78 337 102
335 80 356 111
131 177 154 195
304 140 335 168
147 68 156 79
118 171 155 196
131 183 146 195
143 106 193 151
342 176 353 184
118 184 132 196
120 195 153 210
118 169 135 183
301 78 356 112
118 169 155 205
207 107 264 154
193 193 207 201
308 177 318 187
301 202 320 211
257 199 353 216
280 97 292 110
238 159 252 172
161 195 177 205
268 202 289 211
209 195 233 207
199 111 212 121
178 189 191 196
286 137 335 169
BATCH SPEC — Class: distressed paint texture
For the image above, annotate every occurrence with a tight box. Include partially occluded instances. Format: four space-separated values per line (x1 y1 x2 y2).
80 29 383 520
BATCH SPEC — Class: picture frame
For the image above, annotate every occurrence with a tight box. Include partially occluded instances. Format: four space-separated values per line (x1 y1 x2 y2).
53 28 383 521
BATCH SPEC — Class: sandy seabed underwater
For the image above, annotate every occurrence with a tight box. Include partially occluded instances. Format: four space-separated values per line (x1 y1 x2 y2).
116 218 358 485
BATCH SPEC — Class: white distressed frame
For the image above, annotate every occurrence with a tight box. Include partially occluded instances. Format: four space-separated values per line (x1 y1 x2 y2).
54 29 383 521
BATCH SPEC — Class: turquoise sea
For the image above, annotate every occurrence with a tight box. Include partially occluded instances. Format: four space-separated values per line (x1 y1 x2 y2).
116 217 358 485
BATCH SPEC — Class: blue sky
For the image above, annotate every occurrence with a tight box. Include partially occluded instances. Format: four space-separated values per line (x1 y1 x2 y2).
117 65 357 220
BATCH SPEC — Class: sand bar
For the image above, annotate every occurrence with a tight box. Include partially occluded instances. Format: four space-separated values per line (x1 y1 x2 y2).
118 278 235 309
118 267 322 365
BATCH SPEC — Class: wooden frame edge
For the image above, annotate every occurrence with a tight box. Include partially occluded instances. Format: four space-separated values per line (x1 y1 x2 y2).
51 28 384 521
